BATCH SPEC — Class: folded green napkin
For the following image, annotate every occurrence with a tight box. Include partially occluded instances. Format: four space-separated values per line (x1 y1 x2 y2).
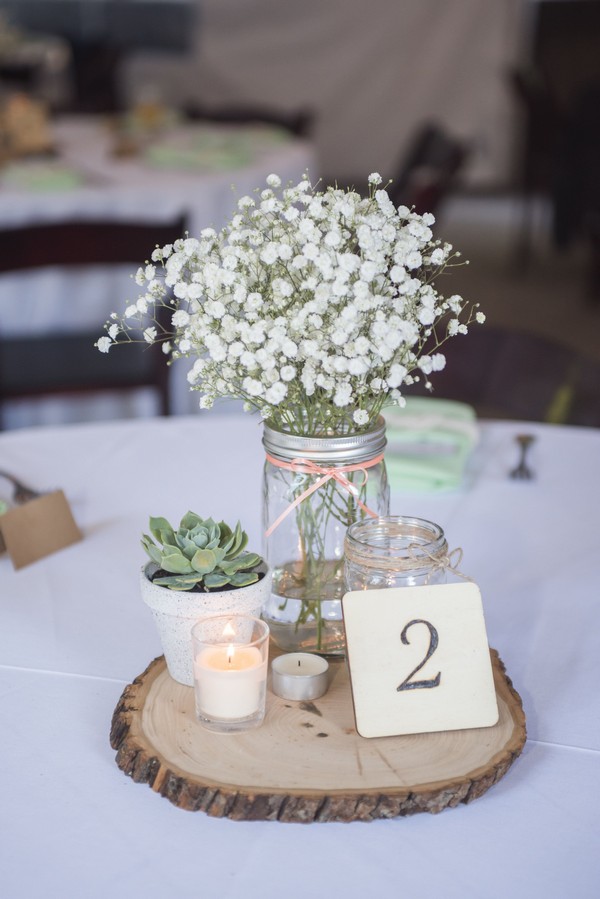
145 140 252 171
1 162 83 191
144 123 290 171
235 125 291 147
383 397 478 491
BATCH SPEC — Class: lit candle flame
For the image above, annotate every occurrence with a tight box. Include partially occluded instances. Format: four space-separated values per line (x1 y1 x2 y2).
223 621 236 667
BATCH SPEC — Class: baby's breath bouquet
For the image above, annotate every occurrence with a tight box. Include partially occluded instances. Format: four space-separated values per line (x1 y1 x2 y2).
99 172 483 653
98 173 482 432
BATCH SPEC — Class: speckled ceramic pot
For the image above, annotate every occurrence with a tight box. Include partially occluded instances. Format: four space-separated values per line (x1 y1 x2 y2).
140 561 272 686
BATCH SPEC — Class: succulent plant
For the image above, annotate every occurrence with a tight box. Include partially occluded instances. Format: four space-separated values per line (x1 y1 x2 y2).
141 511 263 592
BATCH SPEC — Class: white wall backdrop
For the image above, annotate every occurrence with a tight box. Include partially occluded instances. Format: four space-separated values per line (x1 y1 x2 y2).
124 0 524 186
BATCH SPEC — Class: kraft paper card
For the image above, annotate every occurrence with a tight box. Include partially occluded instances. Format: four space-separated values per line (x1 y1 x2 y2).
0 490 82 570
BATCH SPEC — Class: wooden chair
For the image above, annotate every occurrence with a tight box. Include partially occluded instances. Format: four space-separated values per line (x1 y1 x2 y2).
0 216 186 428
184 103 314 139
405 326 600 427
389 123 469 217
507 66 562 268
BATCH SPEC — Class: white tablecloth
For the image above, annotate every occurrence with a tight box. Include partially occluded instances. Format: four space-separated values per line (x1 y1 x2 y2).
0 416 599 898
0 117 315 428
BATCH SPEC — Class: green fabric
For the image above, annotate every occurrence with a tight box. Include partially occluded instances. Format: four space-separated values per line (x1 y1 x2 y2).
145 144 252 170
383 397 478 491
144 125 290 170
2 162 83 191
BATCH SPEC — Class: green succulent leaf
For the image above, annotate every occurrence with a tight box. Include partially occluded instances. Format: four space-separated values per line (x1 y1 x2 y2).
218 521 232 543
236 529 249 555
159 528 177 547
229 571 259 587
211 547 227 566
192 530 208 548
229 521 243 552
175 533 190 551
176 534 199 559
191 548 217 574
238 552 260 569
224 522 248 559
180 510 203 531
221 534 235 554
220 552 261 575
203 572 230 589
161 551 193 574
141 535 162 565
149 516 174 543
153 573 202 591
143 511 263 589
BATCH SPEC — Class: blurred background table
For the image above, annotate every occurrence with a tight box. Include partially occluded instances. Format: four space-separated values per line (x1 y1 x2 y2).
0 116 315 428
2 0 600 436
0 116 313 231
0 414 598 897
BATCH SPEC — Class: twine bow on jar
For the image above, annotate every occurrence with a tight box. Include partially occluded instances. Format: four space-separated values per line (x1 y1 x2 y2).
406 544 473 584
344 516 469 595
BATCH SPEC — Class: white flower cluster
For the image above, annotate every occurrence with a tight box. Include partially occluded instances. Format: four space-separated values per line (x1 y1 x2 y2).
99 173 483 434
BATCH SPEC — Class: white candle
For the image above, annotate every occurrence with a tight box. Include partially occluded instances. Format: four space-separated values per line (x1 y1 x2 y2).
195 644 267 720
271 652 329 701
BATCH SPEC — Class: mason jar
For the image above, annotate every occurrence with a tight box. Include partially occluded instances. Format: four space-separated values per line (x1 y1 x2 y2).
262 417 389 655
344 516 449 592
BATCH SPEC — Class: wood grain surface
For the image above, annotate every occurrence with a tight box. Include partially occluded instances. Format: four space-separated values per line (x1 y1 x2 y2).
110 649 526 823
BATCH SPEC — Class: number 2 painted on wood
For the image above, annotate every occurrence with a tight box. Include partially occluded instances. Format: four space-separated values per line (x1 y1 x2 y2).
397 619 441 692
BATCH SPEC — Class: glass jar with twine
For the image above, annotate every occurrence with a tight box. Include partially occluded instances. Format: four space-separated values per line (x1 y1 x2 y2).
344 516 469 592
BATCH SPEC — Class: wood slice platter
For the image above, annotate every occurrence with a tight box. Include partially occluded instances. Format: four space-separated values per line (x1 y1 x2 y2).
110 649 526 823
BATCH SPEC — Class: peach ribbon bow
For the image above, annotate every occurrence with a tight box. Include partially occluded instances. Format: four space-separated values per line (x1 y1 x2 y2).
264 453 384 538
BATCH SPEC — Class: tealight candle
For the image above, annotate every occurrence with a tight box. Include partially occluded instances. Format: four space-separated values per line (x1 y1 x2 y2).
192 616 269 733
271 652 329 701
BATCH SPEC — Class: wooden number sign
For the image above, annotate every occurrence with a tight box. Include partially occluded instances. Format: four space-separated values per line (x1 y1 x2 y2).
342 582 499 739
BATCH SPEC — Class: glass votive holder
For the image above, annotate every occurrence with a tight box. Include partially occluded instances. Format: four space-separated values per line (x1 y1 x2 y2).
192 615 270 734
344 516 449 591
